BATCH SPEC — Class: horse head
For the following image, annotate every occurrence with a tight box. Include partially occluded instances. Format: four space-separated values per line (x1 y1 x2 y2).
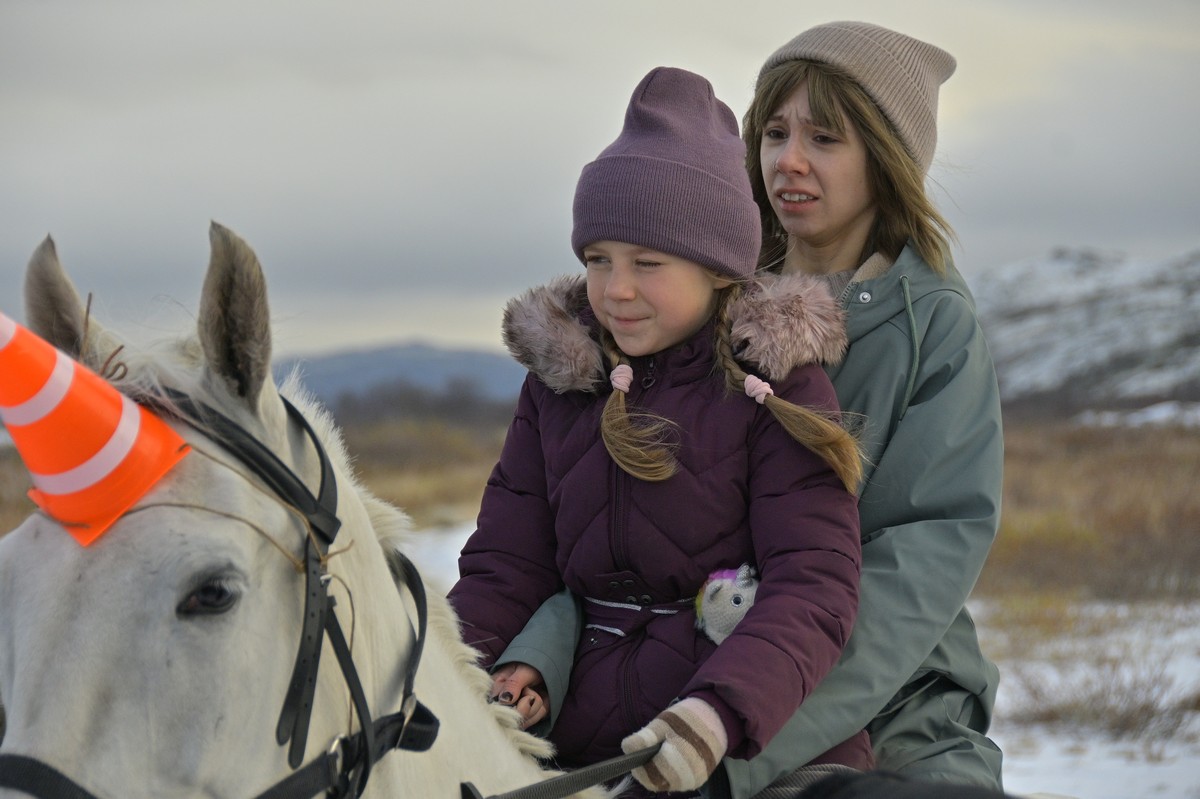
0 225 593 798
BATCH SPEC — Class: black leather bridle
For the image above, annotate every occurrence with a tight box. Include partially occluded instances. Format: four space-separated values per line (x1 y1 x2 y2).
0 392 439 799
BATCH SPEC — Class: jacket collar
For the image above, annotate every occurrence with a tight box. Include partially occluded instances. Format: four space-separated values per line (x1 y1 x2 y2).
501 272 847 394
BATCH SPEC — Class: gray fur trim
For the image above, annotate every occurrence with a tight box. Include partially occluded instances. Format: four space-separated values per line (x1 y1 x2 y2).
502 271 846 391
730 272 847 381
501 274 603 394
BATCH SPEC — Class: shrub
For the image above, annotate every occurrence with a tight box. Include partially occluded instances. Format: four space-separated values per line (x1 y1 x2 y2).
341 419 505 530
976 421 1200 600
977 597 1200 748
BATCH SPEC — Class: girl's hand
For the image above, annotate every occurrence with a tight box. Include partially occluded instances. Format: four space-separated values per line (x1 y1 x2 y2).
490 662 549 729
621 697 728 792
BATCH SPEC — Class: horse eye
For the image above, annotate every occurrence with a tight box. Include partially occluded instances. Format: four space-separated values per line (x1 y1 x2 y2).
177 579 240 617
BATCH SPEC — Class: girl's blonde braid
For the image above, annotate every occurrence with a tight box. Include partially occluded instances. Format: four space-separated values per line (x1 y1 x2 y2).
713 288 864 492
598 332 678 482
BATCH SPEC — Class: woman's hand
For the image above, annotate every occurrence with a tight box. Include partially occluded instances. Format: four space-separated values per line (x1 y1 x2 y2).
490 662 549 729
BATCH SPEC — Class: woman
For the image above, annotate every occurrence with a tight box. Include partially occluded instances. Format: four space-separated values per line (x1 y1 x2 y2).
487 21 1005 798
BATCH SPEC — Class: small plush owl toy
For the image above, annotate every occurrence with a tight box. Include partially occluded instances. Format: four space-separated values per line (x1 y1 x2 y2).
695 563 759 645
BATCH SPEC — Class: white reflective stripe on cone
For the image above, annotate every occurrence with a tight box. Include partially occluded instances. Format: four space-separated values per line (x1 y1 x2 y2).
1 348 75 426
29 395 141 496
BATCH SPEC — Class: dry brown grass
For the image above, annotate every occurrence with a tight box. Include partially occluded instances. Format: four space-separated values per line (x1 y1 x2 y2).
3 416 1196 601
972 422 1200 746
1005 657 1199 744
360 461 495 530
341 419 505 530
976 420 1200 600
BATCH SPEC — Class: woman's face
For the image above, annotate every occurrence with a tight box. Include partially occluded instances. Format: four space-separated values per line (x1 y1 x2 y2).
759 81 877 271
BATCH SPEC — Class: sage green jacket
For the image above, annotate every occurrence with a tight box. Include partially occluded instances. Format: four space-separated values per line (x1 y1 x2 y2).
496 245 1004 795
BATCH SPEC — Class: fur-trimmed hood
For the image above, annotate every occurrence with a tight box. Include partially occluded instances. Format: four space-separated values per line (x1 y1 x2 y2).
501 272 847 393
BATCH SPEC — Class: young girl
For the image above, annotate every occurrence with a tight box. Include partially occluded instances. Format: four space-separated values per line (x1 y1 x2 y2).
447 66 866 796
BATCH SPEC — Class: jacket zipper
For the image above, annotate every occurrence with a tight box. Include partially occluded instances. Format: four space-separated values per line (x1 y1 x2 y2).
622 652 640 731
610 463 632 571
611 356 657 571
640 358 657 389
615 356 657 731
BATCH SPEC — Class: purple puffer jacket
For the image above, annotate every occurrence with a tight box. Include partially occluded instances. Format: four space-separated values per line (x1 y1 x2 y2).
448 273 861 768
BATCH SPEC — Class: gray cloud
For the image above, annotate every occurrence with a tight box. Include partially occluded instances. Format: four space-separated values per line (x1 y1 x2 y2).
3 0 1197 357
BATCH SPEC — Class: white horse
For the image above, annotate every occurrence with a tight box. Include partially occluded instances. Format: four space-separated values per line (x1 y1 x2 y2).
0 224 606 798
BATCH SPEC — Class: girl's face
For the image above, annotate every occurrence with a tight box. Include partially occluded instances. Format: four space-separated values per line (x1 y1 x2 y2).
759 81 877 272
584 241 731 357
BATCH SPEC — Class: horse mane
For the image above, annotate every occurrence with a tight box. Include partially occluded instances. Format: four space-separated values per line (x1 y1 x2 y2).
374 522 557 764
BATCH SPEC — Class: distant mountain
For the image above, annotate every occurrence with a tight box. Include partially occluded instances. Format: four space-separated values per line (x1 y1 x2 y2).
274 341 526 405
272 247 1200 420
970 247 1200 415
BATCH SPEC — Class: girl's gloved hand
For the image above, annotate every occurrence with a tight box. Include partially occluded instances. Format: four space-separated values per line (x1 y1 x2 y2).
620 697 728 792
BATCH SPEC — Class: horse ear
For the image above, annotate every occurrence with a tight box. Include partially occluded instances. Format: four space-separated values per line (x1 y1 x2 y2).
198 222 272 406
23 236 88 359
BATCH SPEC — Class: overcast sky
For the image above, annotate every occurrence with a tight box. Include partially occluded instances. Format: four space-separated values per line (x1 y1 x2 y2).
3 0 1197 358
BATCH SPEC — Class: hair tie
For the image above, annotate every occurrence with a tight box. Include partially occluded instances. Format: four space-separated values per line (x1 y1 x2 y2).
610 364 634 394
744 374 774 404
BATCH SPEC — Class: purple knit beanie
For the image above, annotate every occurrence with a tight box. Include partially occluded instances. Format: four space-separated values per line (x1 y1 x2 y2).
571 67 761 281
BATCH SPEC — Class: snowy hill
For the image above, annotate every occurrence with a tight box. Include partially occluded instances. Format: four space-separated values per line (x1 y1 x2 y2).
970 247 1200 415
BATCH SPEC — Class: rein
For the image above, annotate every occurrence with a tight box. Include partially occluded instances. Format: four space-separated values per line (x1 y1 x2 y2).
0 392 438 799
460 742 661 799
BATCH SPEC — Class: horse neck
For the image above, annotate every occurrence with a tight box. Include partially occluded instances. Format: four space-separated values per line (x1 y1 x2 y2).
252 399 602 797
369 565 611 797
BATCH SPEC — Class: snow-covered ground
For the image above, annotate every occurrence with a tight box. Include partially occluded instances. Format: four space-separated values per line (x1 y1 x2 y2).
1074 401 1200 430
979 600 1200 799
407 523 1200 799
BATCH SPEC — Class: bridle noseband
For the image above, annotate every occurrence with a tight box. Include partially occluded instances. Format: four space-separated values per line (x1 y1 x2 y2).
0 392 439 799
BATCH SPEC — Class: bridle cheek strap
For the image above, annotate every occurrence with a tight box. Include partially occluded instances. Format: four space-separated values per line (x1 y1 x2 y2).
154 392 346 774
275 535 331 769
165 392 438 798
257 551 439 799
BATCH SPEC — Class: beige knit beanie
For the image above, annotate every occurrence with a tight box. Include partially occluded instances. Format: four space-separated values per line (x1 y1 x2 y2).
758 21 956 174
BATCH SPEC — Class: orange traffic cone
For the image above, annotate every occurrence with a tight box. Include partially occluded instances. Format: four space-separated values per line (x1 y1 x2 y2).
0 311 190 546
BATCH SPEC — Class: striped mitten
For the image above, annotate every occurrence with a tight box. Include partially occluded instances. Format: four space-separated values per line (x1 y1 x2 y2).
620 697 729 792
